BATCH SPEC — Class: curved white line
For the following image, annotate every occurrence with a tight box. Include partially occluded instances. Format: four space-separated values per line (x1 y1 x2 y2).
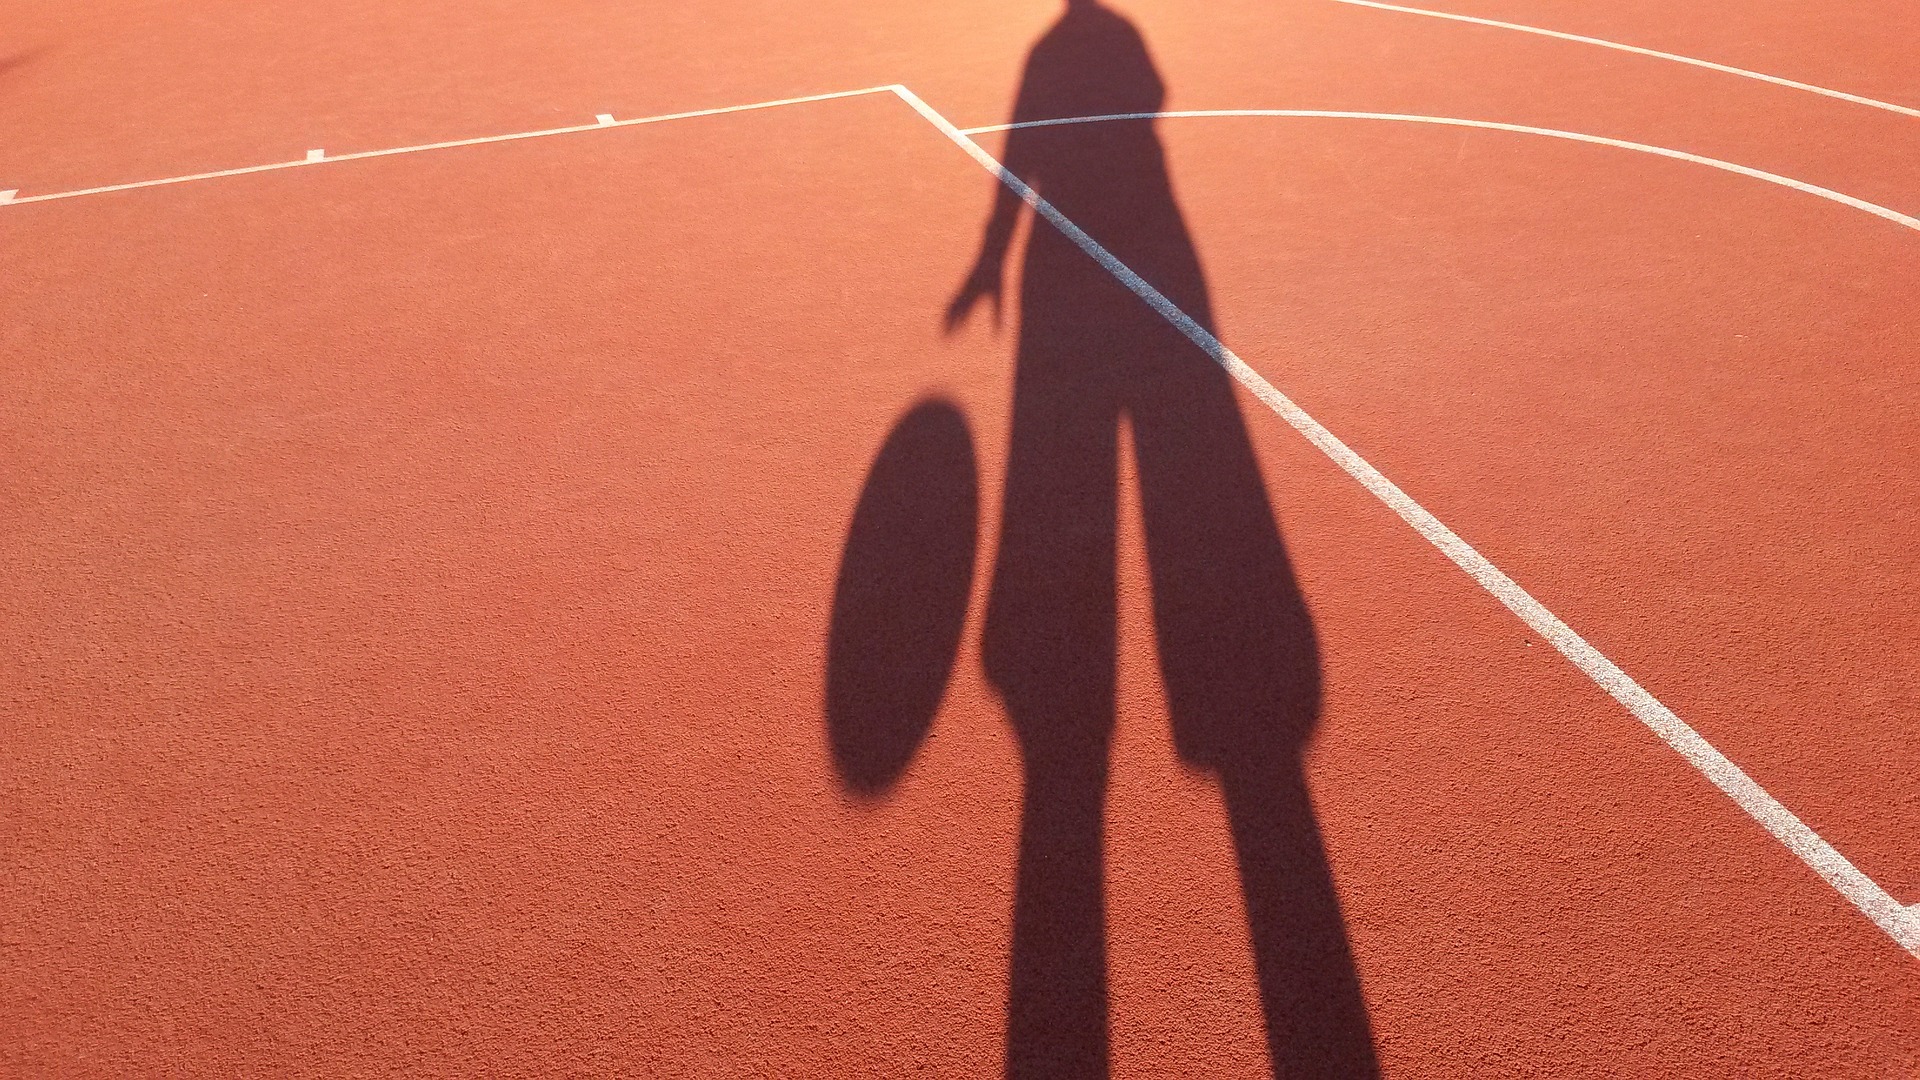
1333 0 1920 120
959 110 1920 234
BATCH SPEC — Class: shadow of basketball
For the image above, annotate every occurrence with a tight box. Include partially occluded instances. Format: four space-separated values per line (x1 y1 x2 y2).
824 398 979 794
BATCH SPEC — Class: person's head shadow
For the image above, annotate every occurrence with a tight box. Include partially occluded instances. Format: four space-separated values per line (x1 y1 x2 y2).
829 3 1377 1076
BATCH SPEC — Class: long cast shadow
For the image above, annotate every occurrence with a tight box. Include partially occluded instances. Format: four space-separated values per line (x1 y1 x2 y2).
829 1 1377 1075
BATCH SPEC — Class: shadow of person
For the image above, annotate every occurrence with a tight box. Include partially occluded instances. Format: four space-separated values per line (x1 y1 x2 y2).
943 2 1380 1075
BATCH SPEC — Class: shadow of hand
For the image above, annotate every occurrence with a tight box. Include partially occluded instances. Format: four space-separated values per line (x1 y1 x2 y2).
944 262 1004 334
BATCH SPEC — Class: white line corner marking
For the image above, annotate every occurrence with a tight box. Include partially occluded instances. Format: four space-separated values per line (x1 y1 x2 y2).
0 189 16 203
305 149 325 163
596 114 617 127
889 84 1919 960
1332 0 1920 120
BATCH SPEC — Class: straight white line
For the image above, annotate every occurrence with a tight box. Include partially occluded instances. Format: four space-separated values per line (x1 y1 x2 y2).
961 111 1920 235
892 84 1919 959
0 85 898 207
1333 0 1920 120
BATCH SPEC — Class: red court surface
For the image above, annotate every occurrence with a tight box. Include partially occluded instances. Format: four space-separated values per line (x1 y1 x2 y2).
4 1 1917 1075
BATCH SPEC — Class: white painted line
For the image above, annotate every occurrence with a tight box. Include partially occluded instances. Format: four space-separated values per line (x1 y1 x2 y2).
1333 0 1920 120
0 85 898 207
961 111 1920 236
0 190 15 203
894 84 1920 960
596 113 616 126
0 71 1906 958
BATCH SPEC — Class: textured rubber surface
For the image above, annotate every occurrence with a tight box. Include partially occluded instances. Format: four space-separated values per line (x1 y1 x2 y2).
4 1 1916 1075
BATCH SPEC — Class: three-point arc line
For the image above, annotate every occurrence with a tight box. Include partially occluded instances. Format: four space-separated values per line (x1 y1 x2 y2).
5 81 1916 960
1330 0 1920 121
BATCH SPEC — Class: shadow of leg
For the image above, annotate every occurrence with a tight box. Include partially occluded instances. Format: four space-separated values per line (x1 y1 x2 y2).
1006 749 1112 1079
1132 344 1378 1078
1223 765 1380 1079
985 286 1121 1077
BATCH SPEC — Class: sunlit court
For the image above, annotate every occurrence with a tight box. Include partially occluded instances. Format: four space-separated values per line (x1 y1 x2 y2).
4 0 1917 1075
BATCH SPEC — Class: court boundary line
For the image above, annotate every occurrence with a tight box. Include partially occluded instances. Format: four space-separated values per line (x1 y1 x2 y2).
3 75 1912 956
893 85 1919 959
1332 0 1920 120
0 85 899 207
